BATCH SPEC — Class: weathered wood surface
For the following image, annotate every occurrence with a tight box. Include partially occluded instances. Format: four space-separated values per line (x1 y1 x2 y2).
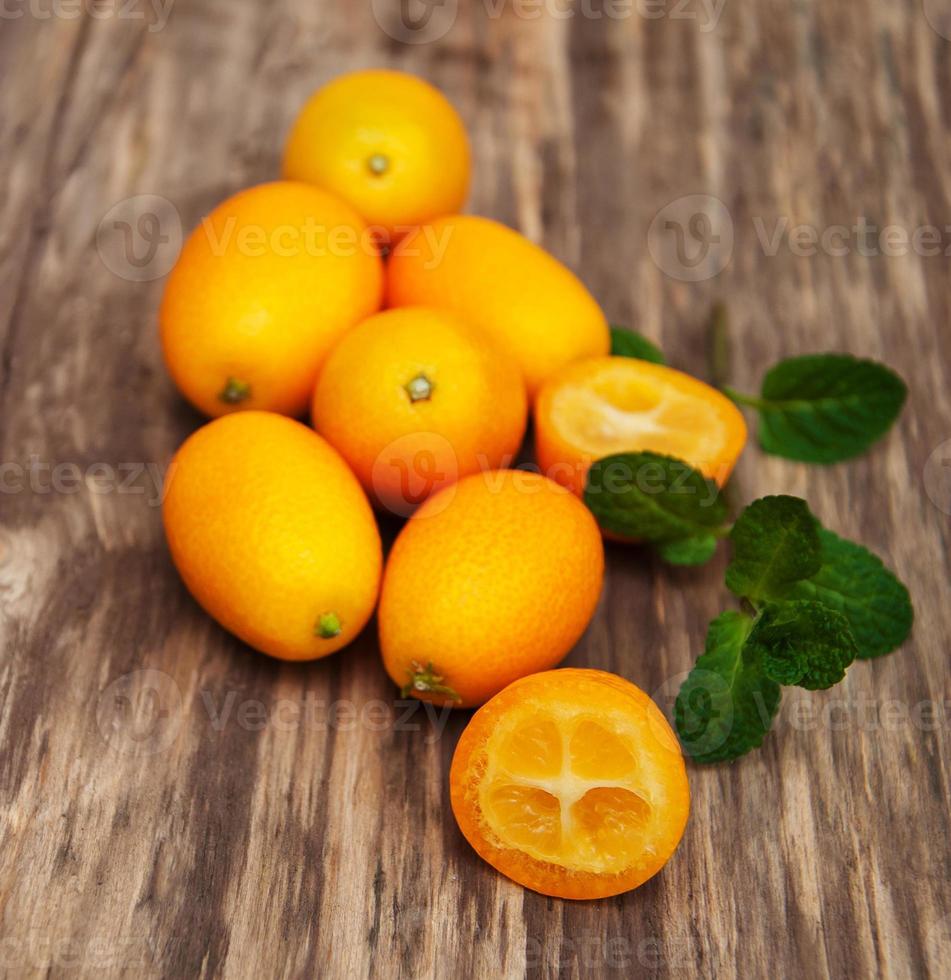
1 1 949 977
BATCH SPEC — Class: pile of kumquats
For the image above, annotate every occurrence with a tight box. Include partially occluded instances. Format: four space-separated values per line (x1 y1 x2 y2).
159 70 911 900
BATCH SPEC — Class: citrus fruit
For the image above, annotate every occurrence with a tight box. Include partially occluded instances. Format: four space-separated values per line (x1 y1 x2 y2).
160 181 383 418
385 215 610 398
163 412 381 660
536 356 748 496
378 470 604 707
282 70 470 243
450 668 690 899
311 307 527 514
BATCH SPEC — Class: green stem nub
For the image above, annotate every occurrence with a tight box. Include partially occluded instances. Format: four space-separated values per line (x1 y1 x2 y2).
404 373 434 403
367 153 389 176
401 661 461 703
315 612 342 639
219 377 251 405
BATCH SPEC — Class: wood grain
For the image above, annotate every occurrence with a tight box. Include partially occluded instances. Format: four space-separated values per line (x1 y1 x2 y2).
1 1 950 977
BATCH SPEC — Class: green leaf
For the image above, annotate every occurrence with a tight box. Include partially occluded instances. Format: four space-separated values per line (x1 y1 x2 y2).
728 354 907 463
583 452 728 542
657 534 718 566
609 326 666 365
674 612 781 764
725 496 822 601
787 528 913 659
745 600 858 690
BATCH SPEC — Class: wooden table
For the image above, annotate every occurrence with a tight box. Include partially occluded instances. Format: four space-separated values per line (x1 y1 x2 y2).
1 2 949 977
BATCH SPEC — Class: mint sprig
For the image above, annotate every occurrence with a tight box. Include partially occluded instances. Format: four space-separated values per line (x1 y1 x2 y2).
786 527 913 659
674 496 912 762
674 611 781 764
609 325 666 365
725 353 907 463
583 452 728 565
725 495 821 600
746 600 857 690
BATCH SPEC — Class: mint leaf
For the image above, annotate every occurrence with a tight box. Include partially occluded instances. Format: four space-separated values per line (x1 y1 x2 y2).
745 600 858 690
583 452 727 542
609 326 665 364
729 354 907 463
725 496 822 601
658 534 718 566
787 528 913 659
675 612 781 763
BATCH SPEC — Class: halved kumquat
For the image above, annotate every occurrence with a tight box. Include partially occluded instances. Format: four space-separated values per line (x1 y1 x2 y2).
450 669 690 900
535 356 747 497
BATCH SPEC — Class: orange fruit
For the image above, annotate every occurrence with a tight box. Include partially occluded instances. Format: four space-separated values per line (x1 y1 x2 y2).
450 668 690 899
379 470 604 707
536 356 748 496
386 215 610 398
160 181 383 418
163 412 381 661
311 307 527 515
282 70 470 243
